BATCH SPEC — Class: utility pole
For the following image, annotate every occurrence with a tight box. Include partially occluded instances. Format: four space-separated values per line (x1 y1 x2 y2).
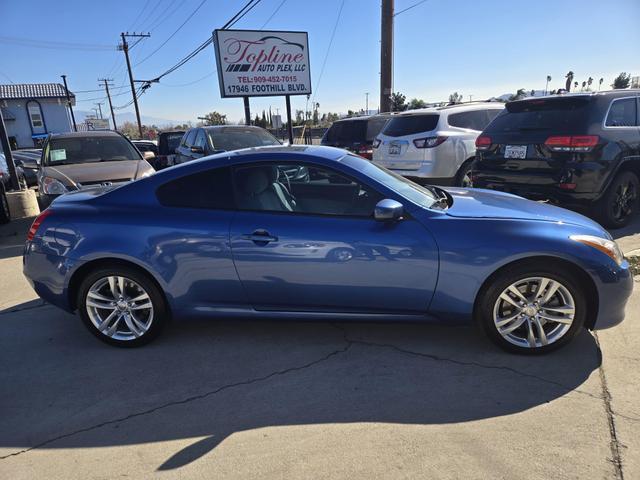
99 78 117 130
379 0 393 113
94 102 104 119
119 32 150 138
0 109 20 190
365 92 369 114
61 74 77 132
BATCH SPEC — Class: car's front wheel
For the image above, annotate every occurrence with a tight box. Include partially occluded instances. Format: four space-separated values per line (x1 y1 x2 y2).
77 266 167 347
478 264 586 354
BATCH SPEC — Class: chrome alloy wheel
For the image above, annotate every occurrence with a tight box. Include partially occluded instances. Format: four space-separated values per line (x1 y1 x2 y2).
492 277 575 349
85 276 154 341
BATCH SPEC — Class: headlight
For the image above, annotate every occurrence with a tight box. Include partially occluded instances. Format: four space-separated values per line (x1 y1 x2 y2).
42 177 68 195
570 235 624 265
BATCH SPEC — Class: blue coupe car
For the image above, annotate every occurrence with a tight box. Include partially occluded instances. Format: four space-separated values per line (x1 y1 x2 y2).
23 146 633 353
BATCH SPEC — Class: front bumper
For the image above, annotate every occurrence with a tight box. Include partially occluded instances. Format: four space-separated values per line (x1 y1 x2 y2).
590 260 634 330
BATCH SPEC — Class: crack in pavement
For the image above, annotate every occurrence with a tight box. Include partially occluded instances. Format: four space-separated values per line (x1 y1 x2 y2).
0 340 353 460
0 301 48 316
594 332 625 480
2 322 635 463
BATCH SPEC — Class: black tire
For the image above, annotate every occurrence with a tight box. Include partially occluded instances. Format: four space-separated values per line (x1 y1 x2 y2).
477 263 587 354
455 160 474 188
0 187 10 224
77 266 168 347
595 171 639 229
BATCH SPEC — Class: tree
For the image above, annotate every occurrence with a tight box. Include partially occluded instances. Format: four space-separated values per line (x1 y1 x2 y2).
574 81 578 90
390 92 407 112
346 109 356 117
598 77 604 90
565 71 574 92
612 72 631 89
408 98 427 110
587 77 593 91
509 88 527 101
448 92 463 104
201 111 227 126
545 75 552 94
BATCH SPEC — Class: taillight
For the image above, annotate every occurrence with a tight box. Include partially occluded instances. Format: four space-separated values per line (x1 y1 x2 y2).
475 135 492 150
544 135 599 152
27 209 53 242
413 136 447 149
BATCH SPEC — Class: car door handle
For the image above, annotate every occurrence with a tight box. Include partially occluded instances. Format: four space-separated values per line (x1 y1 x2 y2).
241 230 278 244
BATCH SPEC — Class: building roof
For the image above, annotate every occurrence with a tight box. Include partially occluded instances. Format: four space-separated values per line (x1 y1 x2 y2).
0 83 74 100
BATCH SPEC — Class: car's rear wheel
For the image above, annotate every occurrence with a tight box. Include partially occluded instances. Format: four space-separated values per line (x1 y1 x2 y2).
77 266 167 347
478 265 586 354
455 161 474 188
596 171 639 229
0 187 10 224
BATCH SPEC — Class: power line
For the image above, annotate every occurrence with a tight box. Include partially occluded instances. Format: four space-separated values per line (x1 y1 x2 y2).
261 0 287 29
394 0 430 16
159 71 215 87
312 0 345 104
127 0 153 31
0 36 115 51
134 0 208 67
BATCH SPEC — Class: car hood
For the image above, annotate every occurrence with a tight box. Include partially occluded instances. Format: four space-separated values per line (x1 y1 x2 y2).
43 160 152 187
443 187 608 233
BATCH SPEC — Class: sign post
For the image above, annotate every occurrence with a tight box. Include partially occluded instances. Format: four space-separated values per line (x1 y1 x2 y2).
213 29 311 144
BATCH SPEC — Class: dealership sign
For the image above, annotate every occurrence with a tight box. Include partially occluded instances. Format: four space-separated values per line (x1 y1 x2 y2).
213 29 311 98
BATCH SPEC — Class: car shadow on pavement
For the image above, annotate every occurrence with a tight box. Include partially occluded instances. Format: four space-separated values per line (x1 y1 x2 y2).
0 303 601 471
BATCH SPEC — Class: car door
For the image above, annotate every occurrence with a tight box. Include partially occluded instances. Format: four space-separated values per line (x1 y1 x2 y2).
228 161 439 313
176 130 196 164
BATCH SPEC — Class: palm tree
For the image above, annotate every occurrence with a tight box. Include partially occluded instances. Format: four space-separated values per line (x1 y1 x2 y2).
574 81 579 90
598 77 604 91
565 71 574 91
545 75 552 95
587 77 593 91
581 81 587 91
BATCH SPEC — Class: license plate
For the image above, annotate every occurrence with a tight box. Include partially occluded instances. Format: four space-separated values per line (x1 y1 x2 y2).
389 144 401 155
504 145 527 159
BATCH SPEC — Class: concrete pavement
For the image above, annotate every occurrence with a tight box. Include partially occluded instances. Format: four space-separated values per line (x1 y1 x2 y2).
0 215 638 479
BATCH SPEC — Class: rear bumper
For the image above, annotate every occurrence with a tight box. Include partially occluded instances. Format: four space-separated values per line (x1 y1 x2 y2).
471 176 600 208
23 248 77 312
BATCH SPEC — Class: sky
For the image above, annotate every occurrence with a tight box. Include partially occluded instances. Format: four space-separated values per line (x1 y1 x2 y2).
1 0 639 125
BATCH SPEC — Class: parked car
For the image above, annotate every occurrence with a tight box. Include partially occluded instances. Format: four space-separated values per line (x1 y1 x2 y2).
37 131 155 208
472 91 640 228
12 149 41 187
157 130 185 169
174 126 281 164
23 145 632 353
321 114 391 159
373 103 504 186
0 151 31 222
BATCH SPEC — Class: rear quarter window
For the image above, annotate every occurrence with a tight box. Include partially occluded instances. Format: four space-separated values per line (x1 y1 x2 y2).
324 120 368 143
156 167 234 210
605 97 638 127
382 114 439 137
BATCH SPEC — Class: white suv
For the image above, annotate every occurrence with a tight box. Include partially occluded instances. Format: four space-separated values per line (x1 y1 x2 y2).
372 102 504 186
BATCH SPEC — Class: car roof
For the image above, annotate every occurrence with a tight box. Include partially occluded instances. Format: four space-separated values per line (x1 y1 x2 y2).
49 130 123 139
332 113 393 123
507 89 640 106
393 102 503 117
200 125 268 131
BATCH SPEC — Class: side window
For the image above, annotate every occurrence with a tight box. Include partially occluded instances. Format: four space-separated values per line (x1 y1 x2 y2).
233 163 383 217
182 130 196 147
156 166 234 210
605 98 637 127
448 112 473 129
193 130 207 150
485 109 502 124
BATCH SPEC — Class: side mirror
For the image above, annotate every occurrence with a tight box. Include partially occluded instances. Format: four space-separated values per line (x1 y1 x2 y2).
374 199 404 222
143 151 156 161
190 146 204 154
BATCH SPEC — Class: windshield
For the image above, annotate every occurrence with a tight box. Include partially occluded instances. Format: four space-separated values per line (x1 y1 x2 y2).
45 136 141 165
208 128 280 151
342 155 438 209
